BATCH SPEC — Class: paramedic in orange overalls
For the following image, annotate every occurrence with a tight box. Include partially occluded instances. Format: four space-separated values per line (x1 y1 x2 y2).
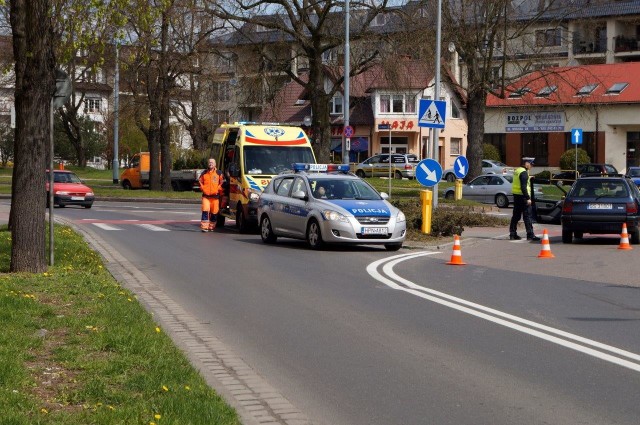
198 158 225 232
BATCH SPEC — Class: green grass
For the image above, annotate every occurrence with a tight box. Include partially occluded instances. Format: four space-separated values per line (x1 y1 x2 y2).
0 224 239 424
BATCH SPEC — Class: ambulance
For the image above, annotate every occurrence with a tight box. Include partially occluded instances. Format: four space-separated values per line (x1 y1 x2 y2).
211 123 316 232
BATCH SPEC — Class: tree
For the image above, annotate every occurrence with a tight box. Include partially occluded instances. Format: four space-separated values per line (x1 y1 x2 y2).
9 0 56 272
439 0 574 181
0 122 14 166
206 0 391 163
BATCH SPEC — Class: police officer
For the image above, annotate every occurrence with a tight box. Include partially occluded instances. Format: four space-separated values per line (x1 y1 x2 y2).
509 157 540 241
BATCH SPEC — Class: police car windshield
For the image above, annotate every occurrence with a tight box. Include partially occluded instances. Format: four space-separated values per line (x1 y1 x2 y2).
309 177 381 200
244 146 315 175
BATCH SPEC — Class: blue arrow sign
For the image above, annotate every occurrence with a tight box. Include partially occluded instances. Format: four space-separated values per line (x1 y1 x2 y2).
571 128 583 145
416 159 442 187
453 155 469 179
418 99 446 129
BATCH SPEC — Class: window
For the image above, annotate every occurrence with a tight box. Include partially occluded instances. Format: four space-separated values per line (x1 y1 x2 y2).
291 177 307 196
330 95 343 115
372 13 386 27
380 95 390 113
576 84 598 96
213 81 230 102
451 102 460 118
211 110 229 124
536 85 557 97
535 28 562 47
522 133 548 165
84 98 101 113
508 87 530 98
275 177 294 196
379 94 416 114
450 138 461 155
606 82 629 95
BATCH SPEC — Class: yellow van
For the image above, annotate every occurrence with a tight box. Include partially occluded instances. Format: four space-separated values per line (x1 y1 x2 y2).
211 123 316 231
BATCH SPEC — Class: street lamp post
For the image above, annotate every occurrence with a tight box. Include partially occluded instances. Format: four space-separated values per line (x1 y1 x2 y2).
342 0 350 165
113 42 120 184
432 0 442 208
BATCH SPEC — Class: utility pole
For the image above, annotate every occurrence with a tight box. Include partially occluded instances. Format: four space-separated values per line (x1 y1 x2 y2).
113 42 120 184
342 0 350 165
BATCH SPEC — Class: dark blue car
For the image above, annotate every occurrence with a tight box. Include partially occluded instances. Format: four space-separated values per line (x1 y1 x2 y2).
626 166 640 187
561 175 640 244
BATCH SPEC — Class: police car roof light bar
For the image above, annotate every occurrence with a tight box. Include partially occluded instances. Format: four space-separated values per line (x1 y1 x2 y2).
292 163 350 173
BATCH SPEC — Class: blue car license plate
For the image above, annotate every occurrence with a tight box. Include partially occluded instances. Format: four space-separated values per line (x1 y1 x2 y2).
361 227 387 235
587 203 612 210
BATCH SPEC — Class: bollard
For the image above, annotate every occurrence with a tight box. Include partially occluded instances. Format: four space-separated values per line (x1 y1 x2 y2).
58 162 64 170
455 178 463 200
420 189 433 234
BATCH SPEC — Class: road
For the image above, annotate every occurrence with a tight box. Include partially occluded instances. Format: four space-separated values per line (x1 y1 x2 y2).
46 200 640 425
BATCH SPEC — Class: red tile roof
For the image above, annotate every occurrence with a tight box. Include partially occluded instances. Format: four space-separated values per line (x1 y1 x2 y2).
487 62 640 107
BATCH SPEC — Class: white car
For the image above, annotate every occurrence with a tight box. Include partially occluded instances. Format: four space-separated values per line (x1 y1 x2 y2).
442 159 515 182
257 164 406 250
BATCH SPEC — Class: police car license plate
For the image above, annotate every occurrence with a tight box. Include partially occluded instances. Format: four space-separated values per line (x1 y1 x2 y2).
362 227 387 235
587 203 612 210
71 196 85 201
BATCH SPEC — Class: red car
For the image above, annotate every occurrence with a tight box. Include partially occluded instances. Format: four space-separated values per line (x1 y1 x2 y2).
46 170 95 208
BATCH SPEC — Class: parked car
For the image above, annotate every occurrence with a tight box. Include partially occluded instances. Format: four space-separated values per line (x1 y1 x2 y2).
442 174 541 207
442 159 514 182
531 179 567 224
625 166 640 187
352 153 419 179
258 163 406 250
46 170 95 208
560 175 640 244
552 163 618 184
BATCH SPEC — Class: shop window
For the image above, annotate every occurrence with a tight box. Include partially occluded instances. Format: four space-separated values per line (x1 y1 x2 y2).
565 131 596 163
522 133 548 166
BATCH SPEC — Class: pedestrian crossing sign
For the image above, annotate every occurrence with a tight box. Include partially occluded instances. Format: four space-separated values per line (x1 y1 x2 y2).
418 99 446 129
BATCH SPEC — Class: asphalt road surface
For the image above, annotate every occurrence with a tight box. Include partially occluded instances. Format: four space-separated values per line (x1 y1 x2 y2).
47 200 640 425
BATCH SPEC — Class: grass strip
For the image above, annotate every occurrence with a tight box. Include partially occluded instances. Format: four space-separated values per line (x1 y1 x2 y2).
0 224 239 425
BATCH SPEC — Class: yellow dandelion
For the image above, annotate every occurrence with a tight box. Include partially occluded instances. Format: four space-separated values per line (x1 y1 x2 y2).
118 291 125 295
43 272 50 277
127 298 132 302
150 422 157 425
107 405 115 410
154 413 162 419
40 408 48 414
98 293 105 298
184 385 191 391
155 327 161 333
162 385 169 392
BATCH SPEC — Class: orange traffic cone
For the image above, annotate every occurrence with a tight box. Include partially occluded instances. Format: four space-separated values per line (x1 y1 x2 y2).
446 235 466 265
618 223 633 250
537 229 555 258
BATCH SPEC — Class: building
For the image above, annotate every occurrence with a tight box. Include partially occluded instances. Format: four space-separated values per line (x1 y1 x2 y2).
485 62 640 172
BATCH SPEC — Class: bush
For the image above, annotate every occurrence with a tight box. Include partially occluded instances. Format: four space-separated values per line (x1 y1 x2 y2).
390 199 508 238
483 143 501 162
559 148 590 170
173 149 208 170
534 170 551 180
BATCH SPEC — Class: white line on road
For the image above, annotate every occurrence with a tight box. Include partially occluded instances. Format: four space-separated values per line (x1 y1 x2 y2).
136 224 170 232
367 252 640 372
92 223 122 231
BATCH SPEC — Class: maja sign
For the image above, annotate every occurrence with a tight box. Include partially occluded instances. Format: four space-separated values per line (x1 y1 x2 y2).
506 111 565 132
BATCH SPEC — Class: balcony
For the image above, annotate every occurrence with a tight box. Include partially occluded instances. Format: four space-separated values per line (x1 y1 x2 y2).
572 35 607 55
614 35 640 53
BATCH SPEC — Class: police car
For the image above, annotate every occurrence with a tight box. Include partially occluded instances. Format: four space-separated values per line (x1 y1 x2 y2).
257 163 406 250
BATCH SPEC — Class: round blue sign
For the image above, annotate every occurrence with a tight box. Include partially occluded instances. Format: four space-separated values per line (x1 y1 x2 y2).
343 125 354 138
416 159 442 187
453 155 469 179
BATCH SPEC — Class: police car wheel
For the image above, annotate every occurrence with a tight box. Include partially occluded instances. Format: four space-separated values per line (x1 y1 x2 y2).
306 220 324 250
260 215 277 243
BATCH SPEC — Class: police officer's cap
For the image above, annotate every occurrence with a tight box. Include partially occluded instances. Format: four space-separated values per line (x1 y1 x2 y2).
521 157 535 164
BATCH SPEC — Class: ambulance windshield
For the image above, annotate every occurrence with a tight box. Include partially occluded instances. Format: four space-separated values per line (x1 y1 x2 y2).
244 146 315 175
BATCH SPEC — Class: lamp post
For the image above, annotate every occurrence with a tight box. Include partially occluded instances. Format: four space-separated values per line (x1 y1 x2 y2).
432 0 442 208
342 0 350 165
113 42 120 184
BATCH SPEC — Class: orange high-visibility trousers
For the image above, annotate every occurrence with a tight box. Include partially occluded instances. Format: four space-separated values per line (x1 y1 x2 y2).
201 195 220 231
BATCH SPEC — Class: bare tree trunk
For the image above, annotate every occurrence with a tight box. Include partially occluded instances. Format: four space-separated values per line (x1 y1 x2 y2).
9 0 56 272
308 57 333 163
160 88 172 191
465 89 487 183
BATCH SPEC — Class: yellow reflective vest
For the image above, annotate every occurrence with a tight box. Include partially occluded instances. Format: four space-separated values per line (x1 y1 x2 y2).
512 167 526 196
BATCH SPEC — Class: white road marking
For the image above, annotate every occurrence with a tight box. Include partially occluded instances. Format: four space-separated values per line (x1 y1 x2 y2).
92 223 122 231
136 224 170 232
367 252 640 372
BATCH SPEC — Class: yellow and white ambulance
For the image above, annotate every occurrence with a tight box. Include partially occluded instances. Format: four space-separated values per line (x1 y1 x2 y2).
211 123 316 232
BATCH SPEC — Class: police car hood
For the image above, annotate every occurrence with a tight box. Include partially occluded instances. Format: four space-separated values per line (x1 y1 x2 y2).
321 199 392 217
